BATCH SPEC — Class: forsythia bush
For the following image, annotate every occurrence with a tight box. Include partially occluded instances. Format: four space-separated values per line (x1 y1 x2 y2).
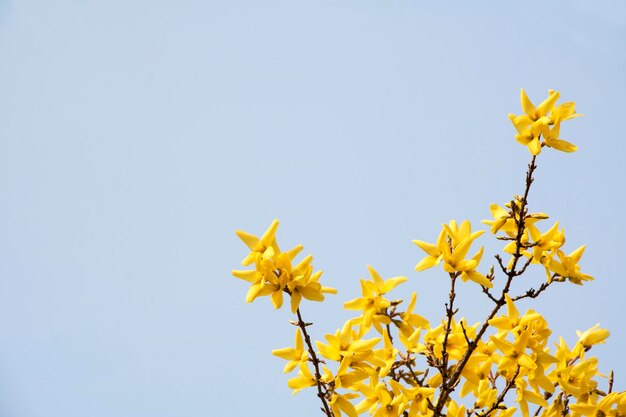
231 90 624 417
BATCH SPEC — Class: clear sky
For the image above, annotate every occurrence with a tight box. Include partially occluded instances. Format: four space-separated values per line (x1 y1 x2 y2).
1 1 625 416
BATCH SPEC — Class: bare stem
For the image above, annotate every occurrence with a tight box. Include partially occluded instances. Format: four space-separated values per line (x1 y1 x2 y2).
296 308 334 417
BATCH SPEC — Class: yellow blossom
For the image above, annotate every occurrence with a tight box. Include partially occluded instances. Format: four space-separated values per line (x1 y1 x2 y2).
316 321 381 362
287 362 318 394
547 246 593 284
509 89 582 155
396 292 430 338
235 219 281 266
542 119 578 153
272 328 308 373
287 255 337 313
576 324 610 350
390 379 435 415
515 378 548 417
344 265 406 332
414 220 491 287
330 391 360 417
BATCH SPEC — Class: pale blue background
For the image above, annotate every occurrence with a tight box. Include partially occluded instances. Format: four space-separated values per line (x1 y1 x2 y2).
1 1 625 416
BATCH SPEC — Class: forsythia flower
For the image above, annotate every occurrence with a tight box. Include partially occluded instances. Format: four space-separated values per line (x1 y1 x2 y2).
576 324 610 350
272 328 308 373
395 292 429 339
287 362 318 394
316 321 381 362
547 246 593 284
509 88 581 155
232 219 336 309
330 391 360 417
287 255 337 313
344 265 407 333
413 220 491 287
235 219 281 267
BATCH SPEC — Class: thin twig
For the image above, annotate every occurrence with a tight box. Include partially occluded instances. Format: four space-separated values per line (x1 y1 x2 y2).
515 255 535 276
512 280 552 301
440 274 458 382
296 308 334 417
482 286 499 304
459 321 472 346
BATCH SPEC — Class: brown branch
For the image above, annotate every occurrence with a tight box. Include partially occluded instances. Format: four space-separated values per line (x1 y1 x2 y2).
296 308 334 417
561 396 570 417
440 274 459 380
515 255 535 277
495 254 509 276
460 320 472 346
512 280 553 301
508 155 537 274
482 286 499 304
386 322 394 345
609 370 614 394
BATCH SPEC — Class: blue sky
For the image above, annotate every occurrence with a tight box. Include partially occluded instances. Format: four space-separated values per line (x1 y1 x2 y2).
1 1 625 416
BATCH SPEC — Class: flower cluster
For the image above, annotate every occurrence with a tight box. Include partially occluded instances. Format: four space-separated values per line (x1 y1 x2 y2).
231 90 622 417
509 89 581 155
484 196 593 285
413 220 491 287
232 219 336 313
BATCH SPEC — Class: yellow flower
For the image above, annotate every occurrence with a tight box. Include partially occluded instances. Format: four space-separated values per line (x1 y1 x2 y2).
316 321 381 362
399 327 426 355
332 358 369 390
474 379 498 409
515 379 548 417
542 119 578 153
231 243 303 306
553 355 599 398
414 220 490 287
512 116 550 155
551 100 583 124
330 391 360 417
272 328 308 373
570 392 623 417
424 318 476 361
390 379 435 415
490 329 537 373
371 382 406 417
547 246 593 284
488 294 520 331
508 89 582 155
576 324 610 349
344 265 406 332
516 88 561 126
371 330 398 377
287 255 337 313
287 362 318 394
235 219 281 266
395 292 429 339
459 356 493 398
447 400 468 417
